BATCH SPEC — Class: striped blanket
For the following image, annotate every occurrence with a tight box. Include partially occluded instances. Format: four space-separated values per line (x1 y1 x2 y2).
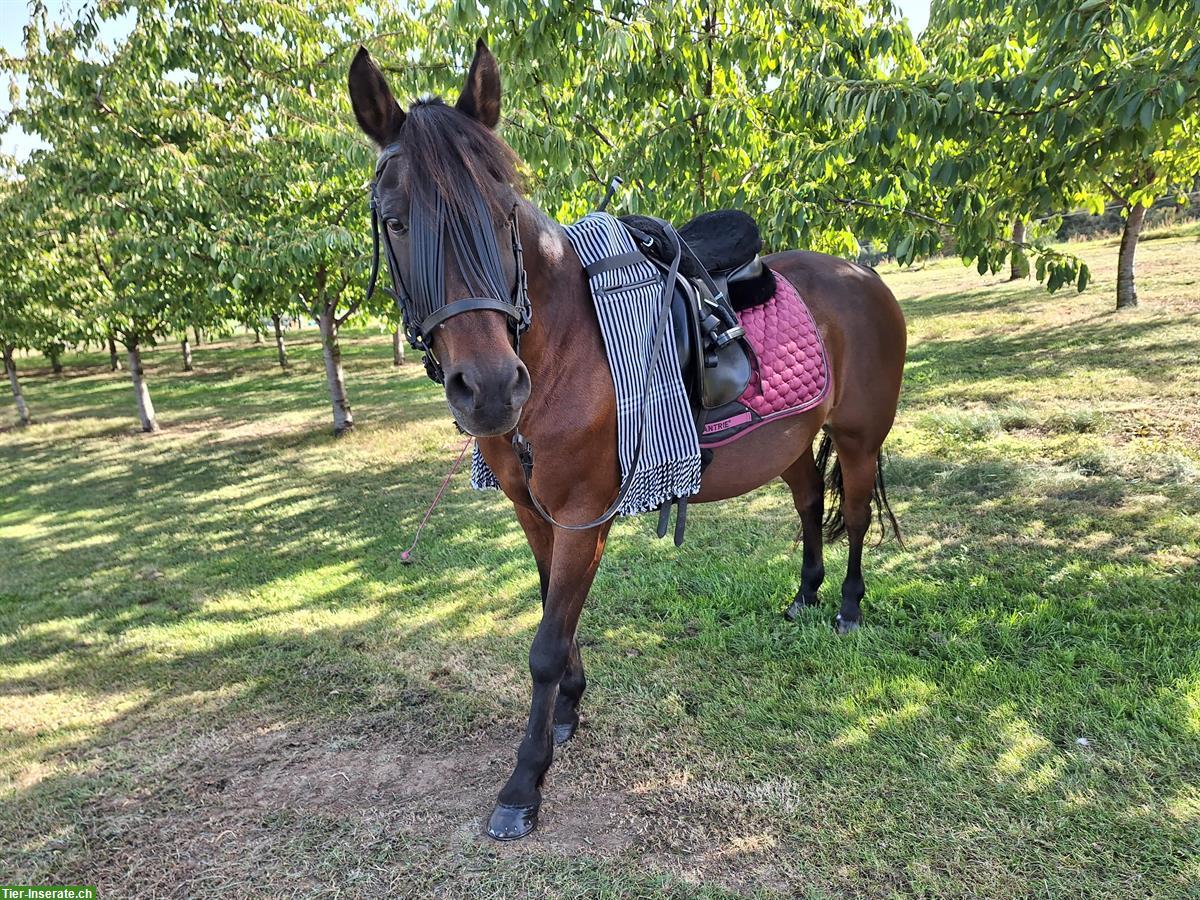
470 212 701 515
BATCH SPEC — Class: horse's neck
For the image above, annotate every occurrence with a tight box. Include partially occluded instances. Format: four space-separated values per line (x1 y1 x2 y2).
516 199 602 410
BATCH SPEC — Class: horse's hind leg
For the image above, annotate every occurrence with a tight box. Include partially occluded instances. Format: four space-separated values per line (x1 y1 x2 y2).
781 445 825 620
554 640 585 744
828 434 881 634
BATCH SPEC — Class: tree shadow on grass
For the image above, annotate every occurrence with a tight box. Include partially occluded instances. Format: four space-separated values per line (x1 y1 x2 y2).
902 312 1200 402
2 347 1199 894
10 327 425 433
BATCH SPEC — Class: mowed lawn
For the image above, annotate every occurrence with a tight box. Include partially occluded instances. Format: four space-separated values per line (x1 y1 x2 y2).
2 230 1198 898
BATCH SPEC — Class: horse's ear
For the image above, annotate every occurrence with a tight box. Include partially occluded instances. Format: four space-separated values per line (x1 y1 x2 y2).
348 46 405 147
455 39 501 129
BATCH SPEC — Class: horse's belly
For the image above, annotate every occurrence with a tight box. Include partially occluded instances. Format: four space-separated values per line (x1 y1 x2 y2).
692 406 827 503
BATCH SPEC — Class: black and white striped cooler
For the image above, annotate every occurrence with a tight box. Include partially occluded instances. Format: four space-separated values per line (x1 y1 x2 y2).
471 212 701 516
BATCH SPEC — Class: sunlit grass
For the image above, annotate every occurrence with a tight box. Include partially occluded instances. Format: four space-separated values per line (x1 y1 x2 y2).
1 229 1198 896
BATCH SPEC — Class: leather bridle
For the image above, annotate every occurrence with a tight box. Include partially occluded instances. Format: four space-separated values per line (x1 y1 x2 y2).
361 142 693 536
364 141 532 384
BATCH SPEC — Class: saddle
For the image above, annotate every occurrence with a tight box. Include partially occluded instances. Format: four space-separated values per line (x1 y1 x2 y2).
620 210 772 411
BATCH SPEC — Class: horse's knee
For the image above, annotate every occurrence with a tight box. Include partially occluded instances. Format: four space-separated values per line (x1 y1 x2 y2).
528 633 569 685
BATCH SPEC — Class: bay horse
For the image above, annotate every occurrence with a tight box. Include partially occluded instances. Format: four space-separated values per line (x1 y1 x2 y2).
348 41 906 841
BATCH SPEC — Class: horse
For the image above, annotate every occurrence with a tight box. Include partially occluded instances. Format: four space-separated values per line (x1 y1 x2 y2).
348 40 906 841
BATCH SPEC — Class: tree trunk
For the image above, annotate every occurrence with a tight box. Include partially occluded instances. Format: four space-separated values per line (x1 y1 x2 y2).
108 334 121 371
1009 219 1030 281
392 327 405 366
4 344 31 426
127 337 159 433
273 315 288 370
318 310 354 435
181 338 193 372
1116 202 1146 310
48 347 63 375
193 325 203 345
253 326 264 344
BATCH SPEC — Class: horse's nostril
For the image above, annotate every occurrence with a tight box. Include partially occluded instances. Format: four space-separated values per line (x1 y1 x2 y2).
445 370 477 408
511 361 531 405
446 362 528 416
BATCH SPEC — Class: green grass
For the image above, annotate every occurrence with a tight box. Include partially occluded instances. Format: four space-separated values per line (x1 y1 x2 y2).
2 230 1198 898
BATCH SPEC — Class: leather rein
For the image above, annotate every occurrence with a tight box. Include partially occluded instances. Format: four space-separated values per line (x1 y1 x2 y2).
364 142 684 532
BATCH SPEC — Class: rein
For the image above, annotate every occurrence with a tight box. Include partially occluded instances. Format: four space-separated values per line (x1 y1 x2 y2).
397 437 473 564
364 139 685 534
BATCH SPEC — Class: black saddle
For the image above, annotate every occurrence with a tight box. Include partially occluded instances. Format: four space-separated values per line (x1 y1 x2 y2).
619 211 773 414
624 210 777 311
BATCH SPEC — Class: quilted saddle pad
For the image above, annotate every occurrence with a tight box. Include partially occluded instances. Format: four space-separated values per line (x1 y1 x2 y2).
700 270 830 447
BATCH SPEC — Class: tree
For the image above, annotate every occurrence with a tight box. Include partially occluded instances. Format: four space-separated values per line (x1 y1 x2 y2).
338 0 936 284
10 2 256 431
193 1 400 432
1009 219 1030 280
801 0 1200 305
6 0 405 434
233 281 301 372
373 0 1084 288
0 179 82 426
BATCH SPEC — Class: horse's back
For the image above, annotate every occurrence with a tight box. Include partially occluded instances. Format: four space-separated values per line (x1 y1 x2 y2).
764 249 906 439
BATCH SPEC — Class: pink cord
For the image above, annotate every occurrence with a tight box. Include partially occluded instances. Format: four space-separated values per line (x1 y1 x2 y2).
399 438 473 564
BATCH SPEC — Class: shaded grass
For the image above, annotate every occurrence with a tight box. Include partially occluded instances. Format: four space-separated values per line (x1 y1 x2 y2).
2 231 1199 898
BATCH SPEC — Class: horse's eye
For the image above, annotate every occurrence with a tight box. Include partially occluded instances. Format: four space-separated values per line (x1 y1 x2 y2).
386 218 408 236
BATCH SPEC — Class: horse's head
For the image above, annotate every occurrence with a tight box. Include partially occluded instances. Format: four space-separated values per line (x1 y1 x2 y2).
349 41 531 437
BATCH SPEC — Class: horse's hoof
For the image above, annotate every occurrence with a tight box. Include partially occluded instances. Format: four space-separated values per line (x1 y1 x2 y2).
785 596 818 621
553 720 578 745
486 802 539 841
834 614 860 635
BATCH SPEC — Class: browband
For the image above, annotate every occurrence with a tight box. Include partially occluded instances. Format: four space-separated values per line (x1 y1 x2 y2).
365 141 532 383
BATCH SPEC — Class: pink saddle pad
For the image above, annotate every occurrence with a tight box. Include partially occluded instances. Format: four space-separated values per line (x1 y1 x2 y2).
700 270 830 447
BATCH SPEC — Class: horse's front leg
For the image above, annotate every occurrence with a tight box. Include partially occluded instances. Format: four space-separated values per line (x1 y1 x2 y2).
487 523 611 840
512 505 583 744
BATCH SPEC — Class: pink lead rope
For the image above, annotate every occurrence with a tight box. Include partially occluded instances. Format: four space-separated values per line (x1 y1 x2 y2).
399 437 473 564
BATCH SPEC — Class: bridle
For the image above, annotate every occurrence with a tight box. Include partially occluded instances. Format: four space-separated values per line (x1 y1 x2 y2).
361 141 687 535
364 141 532 384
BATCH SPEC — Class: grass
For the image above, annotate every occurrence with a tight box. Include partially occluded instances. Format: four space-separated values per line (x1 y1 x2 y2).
1 228 1198 898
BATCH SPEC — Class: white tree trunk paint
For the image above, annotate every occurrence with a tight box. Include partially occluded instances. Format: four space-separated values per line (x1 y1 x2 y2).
4 346 30 426
273 315 288 370
127 340 158 433
393 327 405 366
319 311 354 434
1009 219 1029 281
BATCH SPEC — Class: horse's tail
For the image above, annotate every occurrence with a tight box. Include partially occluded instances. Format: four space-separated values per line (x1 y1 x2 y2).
815 431 903 548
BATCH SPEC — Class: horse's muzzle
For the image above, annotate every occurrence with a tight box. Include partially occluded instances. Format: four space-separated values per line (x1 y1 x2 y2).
444 358 531 437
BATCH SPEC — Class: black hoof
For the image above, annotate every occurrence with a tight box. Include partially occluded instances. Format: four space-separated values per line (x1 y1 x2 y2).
553 719 578 745
833 613 860 635
785 595 818 621
487 802 539 841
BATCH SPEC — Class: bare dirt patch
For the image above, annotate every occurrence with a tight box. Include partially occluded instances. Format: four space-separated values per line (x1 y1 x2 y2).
65 718 814 897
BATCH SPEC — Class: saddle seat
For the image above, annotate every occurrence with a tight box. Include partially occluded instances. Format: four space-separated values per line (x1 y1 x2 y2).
678 210 776 310
620 210 775 413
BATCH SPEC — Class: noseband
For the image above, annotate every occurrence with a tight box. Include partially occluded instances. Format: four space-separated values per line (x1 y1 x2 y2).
364 141 532 383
